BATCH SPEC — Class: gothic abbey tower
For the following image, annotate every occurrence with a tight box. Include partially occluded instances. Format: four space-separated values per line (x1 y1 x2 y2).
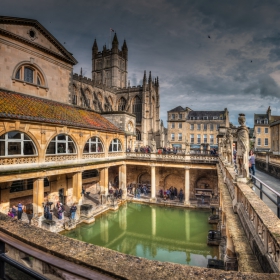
72 33 163 149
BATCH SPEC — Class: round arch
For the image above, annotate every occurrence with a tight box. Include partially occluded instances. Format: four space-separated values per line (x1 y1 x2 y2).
164 174 184 190
45 133 78 156
108 138 123 152
12 61 48 88
0 130 39 157
138 172 150 185
83 135 105 153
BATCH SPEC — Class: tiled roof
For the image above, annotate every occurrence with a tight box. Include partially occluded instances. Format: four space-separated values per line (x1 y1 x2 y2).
0 89 120 132
168 106 185 112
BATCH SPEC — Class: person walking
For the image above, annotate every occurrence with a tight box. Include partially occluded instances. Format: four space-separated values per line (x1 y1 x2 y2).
17 202 24 220
249 150 256 182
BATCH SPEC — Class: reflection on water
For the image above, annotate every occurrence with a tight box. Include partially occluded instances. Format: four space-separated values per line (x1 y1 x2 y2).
62 203 218 267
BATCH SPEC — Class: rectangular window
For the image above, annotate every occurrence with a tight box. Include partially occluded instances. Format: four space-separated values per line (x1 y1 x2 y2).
257 138 261 146
197 134 201 144
204 124 207 131
203 116 208 120
265 138 268 146
197 124 201 130
178 123 182 129
203 134 207 143
190 124 194 130
24 67 34 83
216 124 219 131
265 128 268 134
257 127 261 134
178 114 182 119
171 123 175 129
171 114 175 119
171 133 175 141
178 133 182 141
190 134 194 143
210 134 214 144
210 124 214 131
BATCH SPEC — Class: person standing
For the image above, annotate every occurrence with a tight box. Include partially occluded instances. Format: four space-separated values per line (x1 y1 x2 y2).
12 205 17 218
17 202 23 220
70 203 77 220
249 150 256 180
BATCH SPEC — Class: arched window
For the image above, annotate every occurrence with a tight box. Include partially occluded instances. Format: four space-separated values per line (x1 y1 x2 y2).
136 129 141 141
0 131 37 156
83 137 104 153
46 134 76 154
14 63 46 87
109 139 122 152
118 97 126 111
72 86 78 105
133 96 142 123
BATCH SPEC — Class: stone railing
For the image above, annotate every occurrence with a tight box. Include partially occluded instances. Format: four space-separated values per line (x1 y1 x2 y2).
0 156 38 165
255 152 280 179
45 155 78 162
219 159 280 273
82 153 105 159
126 152 218 163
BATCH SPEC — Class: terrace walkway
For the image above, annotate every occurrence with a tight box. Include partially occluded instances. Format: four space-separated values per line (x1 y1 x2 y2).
252 168 280 217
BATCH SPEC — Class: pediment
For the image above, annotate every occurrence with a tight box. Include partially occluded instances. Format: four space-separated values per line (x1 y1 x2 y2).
0 16 77 65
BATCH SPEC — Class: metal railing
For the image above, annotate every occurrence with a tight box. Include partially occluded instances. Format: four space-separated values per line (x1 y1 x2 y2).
250 174 280 218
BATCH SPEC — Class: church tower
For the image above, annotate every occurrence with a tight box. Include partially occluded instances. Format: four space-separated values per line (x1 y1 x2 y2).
92 34 128 88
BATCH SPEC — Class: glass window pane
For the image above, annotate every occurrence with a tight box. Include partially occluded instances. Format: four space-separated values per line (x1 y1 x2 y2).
68 142 75 153
23 141 36 155
46 142 55 154
57 143 66 153
24 135 31 140
83 143 89 153
24 67 34 83
15 69 20 79
109 143 113 151
90 143 97 152
57 134 66 140
8 132 21 139
118 143 122 151
0 141 5 156
98 143 103 152
8 142 21 155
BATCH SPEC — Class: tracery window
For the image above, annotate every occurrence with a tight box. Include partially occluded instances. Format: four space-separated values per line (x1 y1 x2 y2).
83 137 104 153
109 139 122 152
14 64 45 87
46 134 76 154
136 129 141 140
132 96 142 123
0 131 37 157
118 97 126 111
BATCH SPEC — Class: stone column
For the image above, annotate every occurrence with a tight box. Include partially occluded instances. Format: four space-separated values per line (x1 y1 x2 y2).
184 167 190 205
119 164 127 199
185 210 190 241
72 172 82 204
33 178 44 216
150 164 156 201
99 167 109 196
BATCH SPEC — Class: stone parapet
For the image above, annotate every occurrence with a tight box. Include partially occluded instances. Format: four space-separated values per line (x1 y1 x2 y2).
0 214 279 279
219 160 280 273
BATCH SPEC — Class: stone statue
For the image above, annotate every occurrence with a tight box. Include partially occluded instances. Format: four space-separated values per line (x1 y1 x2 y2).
236 114 249 178
226 130 233 165
185 139 190 154
151 138 156 152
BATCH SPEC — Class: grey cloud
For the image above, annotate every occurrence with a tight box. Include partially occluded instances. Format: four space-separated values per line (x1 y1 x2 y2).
269 49 280 62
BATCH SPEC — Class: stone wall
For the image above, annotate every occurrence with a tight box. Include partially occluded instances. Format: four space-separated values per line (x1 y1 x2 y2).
0 214 279 279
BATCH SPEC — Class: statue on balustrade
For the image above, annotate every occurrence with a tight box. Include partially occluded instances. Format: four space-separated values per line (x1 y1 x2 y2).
236 114 249 178
226 130 233 165
151 138 156 152
185 139 190 154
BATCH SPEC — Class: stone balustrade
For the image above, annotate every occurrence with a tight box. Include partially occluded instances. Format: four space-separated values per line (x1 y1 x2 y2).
219 158 280 273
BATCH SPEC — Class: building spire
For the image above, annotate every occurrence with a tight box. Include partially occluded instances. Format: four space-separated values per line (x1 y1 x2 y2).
112 33 119 46
92 39 98 51
80 67 83 76
143 70 147 85
148 71 152 84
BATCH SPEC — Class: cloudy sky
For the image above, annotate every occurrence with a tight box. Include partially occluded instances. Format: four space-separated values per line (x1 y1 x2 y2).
2 0 280 127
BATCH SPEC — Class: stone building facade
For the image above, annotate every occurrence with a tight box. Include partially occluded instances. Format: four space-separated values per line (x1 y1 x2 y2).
167 106 229 150
254 106 280 152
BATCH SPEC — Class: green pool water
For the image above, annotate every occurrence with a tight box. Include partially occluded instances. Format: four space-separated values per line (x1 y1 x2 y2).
62 203 218 267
